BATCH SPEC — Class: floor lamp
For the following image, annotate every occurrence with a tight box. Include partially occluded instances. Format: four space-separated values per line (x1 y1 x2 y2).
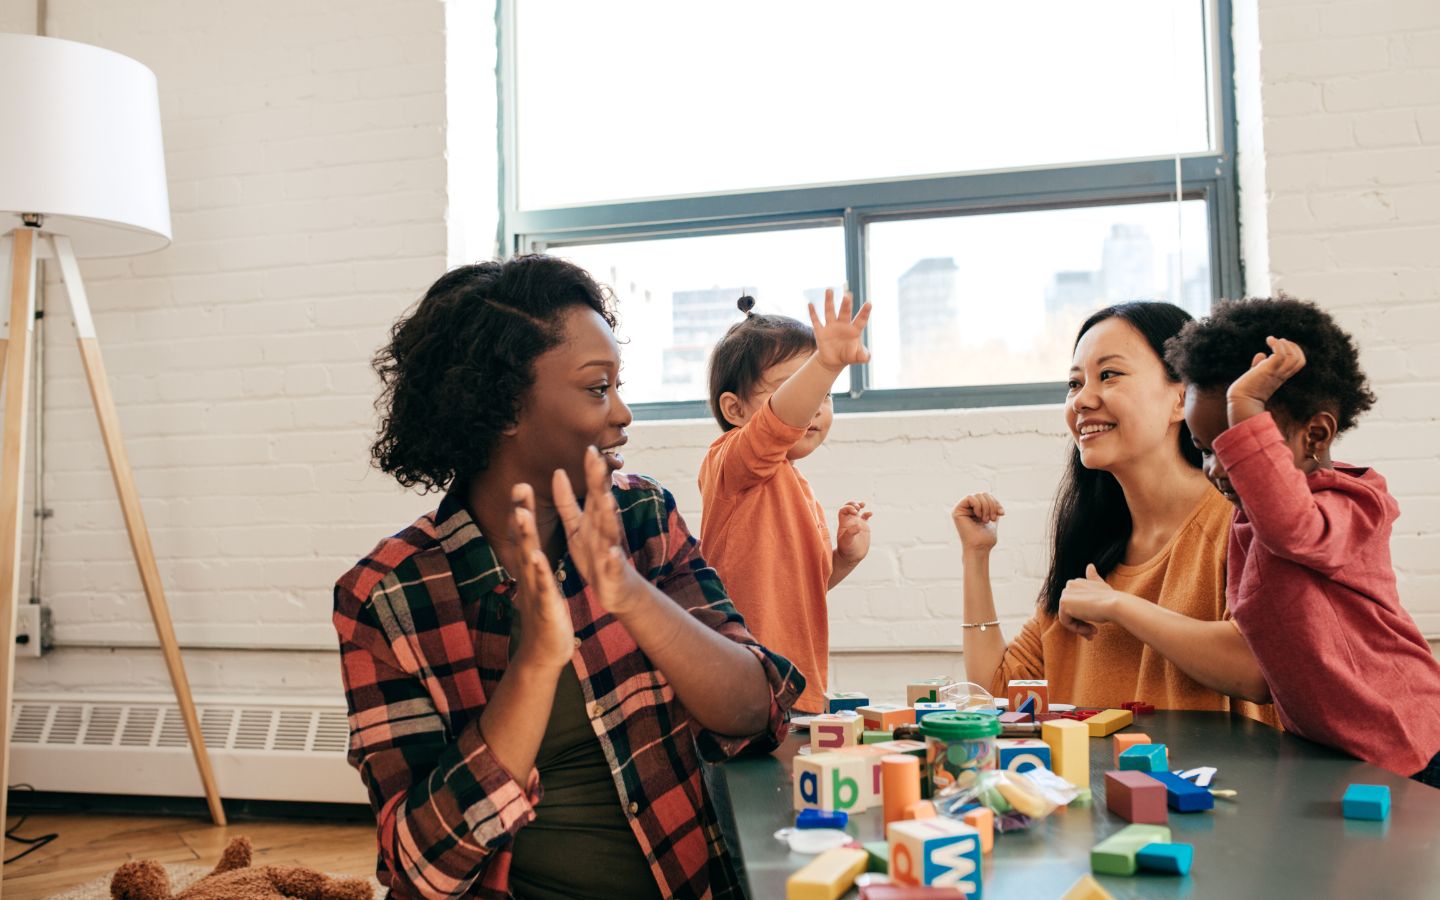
0 33 227 859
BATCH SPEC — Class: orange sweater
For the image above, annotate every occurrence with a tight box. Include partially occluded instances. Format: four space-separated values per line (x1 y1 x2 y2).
990 489 1276 724
700 400 833 714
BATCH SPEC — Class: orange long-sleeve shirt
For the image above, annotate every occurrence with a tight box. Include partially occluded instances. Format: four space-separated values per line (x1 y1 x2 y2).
700 400 833 715
990 488 1276 724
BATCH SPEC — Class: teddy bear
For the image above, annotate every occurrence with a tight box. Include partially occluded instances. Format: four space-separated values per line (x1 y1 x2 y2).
110 835 373 900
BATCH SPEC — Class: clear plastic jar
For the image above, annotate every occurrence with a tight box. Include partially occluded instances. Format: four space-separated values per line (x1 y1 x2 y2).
921 711 1002 796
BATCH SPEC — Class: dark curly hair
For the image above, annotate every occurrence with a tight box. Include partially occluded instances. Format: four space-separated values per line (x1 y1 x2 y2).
370 255 616 492
1163 296 1375 433
707 297 816 432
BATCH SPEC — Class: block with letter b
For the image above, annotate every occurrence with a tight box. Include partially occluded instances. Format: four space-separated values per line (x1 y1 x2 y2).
887 817 984 897
794 752 869 813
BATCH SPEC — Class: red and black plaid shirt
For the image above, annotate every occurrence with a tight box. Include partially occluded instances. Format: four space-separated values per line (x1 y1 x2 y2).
334 474 803 898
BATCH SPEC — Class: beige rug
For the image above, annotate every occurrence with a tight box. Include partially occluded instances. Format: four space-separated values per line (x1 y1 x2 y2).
45 863 385 900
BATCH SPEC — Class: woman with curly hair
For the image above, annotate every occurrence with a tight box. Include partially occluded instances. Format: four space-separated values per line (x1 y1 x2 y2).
334 255 804 899
1168 296 1440 786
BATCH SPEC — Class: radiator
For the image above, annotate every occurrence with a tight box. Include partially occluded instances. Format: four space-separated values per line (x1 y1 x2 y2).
8 694 368 804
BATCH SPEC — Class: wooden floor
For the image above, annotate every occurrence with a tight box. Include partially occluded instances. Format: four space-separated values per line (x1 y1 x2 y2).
1 813 377 899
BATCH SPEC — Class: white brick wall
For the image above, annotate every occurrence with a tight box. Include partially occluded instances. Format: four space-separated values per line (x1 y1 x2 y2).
4 0 1437 707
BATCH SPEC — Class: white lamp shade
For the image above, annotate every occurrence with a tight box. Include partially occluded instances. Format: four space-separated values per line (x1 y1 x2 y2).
0 33 171 257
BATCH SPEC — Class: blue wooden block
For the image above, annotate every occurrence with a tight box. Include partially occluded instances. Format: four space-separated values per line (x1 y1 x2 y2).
826 691 870 714
1136 841 1193 875
1148 771 1214 812
797 808 849 829
1119 743 1168 772
1342 784 1391 821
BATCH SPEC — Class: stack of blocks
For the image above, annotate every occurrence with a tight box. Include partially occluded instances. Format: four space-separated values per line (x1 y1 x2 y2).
1042 718 1090 789
1342 784 1391 821
1111 733 1151 766
887 817 984 897
1006 680 1049 718
1104 771 1167 824
1118 743 1168 773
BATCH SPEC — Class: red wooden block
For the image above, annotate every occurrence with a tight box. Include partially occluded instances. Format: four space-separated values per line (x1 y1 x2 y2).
1034 712 1065 722
1105 770 1168 825
1058 709 1100 721
1121 701 1156 715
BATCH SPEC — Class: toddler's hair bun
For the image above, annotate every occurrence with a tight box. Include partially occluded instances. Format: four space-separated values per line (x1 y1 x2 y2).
737 294 756 316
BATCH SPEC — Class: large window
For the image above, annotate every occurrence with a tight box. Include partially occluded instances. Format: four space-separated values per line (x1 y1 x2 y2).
501 0 1239 417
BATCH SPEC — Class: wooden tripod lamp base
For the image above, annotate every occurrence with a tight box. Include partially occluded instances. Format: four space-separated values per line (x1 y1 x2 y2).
0 225 227 832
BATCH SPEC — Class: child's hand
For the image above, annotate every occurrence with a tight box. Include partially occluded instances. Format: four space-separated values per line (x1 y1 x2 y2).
553 447 648 617
808 288 873 373
836 501 873 565
1226 336 1307 424
509 483 578 672
952 493 1004 553
1057 564 1131 641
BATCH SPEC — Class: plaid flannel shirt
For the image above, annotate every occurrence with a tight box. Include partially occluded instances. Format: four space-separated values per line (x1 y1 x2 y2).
334 473 803 899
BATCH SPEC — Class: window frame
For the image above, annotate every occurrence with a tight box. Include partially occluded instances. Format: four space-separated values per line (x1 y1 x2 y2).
497 0 1240 421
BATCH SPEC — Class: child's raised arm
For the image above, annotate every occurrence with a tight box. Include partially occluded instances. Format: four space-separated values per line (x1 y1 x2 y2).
769 288 872 428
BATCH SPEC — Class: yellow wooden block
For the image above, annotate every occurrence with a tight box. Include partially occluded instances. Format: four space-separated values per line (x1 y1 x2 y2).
1061 873 1116 899
1112 732 1152 766
1086 708 1134 737
786 847 868 900
1042 718 1090 789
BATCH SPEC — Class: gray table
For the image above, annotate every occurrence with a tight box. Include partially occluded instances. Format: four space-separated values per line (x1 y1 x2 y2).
716 711 1440 898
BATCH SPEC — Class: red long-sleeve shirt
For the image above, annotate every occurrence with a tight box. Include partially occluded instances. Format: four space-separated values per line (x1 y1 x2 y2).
1216 412 1440 776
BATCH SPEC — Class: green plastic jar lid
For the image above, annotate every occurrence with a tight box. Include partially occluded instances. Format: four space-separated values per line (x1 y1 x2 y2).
920 711 1002 740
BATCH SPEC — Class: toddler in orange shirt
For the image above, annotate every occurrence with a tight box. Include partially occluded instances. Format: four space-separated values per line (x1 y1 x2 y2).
699 289 873 714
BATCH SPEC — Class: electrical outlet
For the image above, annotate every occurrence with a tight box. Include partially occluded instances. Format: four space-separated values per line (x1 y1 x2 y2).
15 604 52 658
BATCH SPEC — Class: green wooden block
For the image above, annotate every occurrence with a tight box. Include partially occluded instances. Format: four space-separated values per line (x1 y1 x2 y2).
1091 824 1171 876
864 840 889 873
861 730 893 744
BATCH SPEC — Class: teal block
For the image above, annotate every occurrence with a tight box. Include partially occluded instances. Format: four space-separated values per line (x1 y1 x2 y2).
1118 743 1168 772
1342 784 1391 821
1136 841 1193 875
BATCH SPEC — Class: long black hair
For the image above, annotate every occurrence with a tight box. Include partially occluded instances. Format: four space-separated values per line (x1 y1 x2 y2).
1039 301 1202 615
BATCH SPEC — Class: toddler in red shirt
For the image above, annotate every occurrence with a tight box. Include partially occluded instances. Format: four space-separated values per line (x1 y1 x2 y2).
1167 297 1440 786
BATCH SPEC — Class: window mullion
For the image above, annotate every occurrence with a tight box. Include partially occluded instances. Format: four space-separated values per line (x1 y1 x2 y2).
843 207 867 397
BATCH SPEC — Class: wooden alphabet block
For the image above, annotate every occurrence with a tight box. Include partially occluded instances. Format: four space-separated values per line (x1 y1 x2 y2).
996 738 1052 773
827 691 870 714
1104 770 1168 824
907 678 952 707
913 701 957 722
794 752 869 813
1148 771 1214 812
811 713 864 752
1085 708 1133 737
859 704 916 732
1060 874 1116 899
1118 743 1168 773
903 800 937 820
1136 841 1193 875
1006 680 1049 717
887 817 984 896
786 846 869 900
1041 718 1090 789
1342 783 1391 821
1112 733 1151 766
1090 824 1171 876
